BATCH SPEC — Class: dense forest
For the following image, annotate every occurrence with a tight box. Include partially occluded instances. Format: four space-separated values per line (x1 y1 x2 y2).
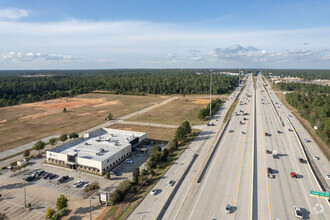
278 83 330 147
0 69 238 107
263 69 330 80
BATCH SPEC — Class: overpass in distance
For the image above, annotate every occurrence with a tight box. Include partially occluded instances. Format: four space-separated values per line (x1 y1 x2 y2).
128 74 330 220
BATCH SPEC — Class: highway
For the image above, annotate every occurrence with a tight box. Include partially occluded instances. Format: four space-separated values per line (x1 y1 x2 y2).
128 74 330 220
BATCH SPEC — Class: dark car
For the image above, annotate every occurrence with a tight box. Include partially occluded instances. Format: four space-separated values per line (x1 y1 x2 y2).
267 167 273 174
277 130 282 134
299 158 306 164
39 171 46 176
58 175 69 183
266 150 272 154
49 174 57 179
25 176 35 182
44 173 52 179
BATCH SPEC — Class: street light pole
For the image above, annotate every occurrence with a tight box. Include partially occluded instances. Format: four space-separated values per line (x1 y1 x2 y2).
24 184 26 208
210 71 212 118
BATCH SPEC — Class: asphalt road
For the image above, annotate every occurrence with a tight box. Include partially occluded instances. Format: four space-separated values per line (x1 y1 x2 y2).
129 74 330 220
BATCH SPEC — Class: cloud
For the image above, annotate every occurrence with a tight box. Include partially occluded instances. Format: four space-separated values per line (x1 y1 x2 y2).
1 52 75 62
0 8 30 20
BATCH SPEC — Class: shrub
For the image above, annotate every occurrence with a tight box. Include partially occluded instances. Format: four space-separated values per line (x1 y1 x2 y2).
60 208 68 216
141 169 148 176
149 169 155 176
69 133 78 139
10 161 17 166
23 149 30 157
105 171 110 179
109 189 124 205
59 134 68 142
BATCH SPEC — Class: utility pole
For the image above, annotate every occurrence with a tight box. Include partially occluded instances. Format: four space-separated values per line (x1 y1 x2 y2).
210 70 212 118
24 184 26 208
90 200 92 220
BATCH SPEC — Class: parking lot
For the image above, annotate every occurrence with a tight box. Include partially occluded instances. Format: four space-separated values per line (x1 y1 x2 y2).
0 146 152 219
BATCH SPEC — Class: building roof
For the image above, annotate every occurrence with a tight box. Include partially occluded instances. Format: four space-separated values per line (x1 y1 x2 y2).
49 128 146 162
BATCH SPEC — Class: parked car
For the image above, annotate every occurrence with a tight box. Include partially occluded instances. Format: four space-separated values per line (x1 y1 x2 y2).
82 182 90 189
58 175 69 183
73 180 84 188
44 173 52 179
125 159 133 164
225 204 231 214
49 174 57 179
168 180 175 186
25 176 35 182
150 188 159 195
39 171 47 177
293 206 303 219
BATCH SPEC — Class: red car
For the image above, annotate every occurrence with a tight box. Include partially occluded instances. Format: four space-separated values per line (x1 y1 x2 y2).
291 172 297 178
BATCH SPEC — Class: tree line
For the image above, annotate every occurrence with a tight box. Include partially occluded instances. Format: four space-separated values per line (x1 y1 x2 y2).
264 69 330 80
282 84 330 147
0 70 238 107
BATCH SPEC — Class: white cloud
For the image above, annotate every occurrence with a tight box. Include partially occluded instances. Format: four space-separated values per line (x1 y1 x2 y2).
1 52 74 62
0 8 30 20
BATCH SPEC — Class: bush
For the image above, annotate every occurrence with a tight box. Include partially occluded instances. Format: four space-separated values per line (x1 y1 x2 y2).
49 138 57 146
105 171 110 179
149 169 155 176
59 134 68 142
60 208 68 216
118 180 131 194
130 186 137 193
10 161 17 166
69 133 78 139
23 149 30 157
141 169 148 176
1 166 6 170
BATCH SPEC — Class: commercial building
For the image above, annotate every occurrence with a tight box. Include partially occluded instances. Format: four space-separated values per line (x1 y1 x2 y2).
46 128 146 175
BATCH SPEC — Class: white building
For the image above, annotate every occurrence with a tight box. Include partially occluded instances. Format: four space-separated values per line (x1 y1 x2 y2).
46 128 146 175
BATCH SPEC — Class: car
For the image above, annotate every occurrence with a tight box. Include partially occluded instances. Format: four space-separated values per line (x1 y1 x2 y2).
25 176 35 182
277 130 282 134
32 171 40 176
49 174 57 179
326 175 330 180
150 188 159 195
265 132 269 136
125 159 133 164
7 166 13 170
168 180 175 186
110 171 120 176
73 180 84 187
44 173 51 179
228 129 234 133
313 156 320 160
291 172 297 178
243 117 248 120
288 128 293 132
293 206 303 218
82 183 90 189
39 171 47 177
298 158 306 164
225 204 231 214
241 131 246 135
266 149 272 154
36 154 42 158
267 167 273 174
58 175 69 183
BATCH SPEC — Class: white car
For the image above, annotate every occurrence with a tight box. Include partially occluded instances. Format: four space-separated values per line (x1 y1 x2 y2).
150 188 158 195
168 180 175 186
73 180 84 188
225 204 231 214
125 159 133 164
325 174 330 180
313 156 320 160
293 206 303 219
82 182 90 189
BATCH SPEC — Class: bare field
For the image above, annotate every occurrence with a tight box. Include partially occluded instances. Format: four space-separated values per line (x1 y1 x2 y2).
0 94 168 152
108 124 177 142
126 94 227 125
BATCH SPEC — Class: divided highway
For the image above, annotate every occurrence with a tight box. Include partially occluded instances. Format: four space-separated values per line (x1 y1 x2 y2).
128 74 329 220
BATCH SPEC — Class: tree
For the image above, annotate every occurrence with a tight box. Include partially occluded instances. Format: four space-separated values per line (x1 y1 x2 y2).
63 108 67 112
0 212 8 220
107 112 113 120
69 133 78 139
56 195 68 211
33 141 45 154
23 149 30 157
105 171 110 179
49 138 57 146
59 134 68 142
132 168 140 184
181 121 192 135
45 208 56 219
175 126 187 141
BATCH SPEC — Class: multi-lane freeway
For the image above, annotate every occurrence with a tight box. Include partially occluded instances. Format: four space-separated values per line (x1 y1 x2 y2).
128 74 330 220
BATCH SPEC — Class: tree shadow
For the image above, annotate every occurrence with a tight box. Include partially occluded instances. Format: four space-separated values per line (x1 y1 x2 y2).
74 205 101 215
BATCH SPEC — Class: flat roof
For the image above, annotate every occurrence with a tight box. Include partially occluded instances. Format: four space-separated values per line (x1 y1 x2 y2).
49 128 146 162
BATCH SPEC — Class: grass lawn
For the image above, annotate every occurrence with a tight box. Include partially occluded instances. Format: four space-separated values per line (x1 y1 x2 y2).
0 94 168 152
126 94 227 126
107 124 177 142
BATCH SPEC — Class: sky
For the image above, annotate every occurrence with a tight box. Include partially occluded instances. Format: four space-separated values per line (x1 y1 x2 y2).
0 0 330 69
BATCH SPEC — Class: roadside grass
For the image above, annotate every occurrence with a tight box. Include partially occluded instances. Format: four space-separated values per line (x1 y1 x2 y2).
224 96 239 123
253 77 257 89
101 132 199 220
0 94 168 152
126 95 227 126
269 81 330 160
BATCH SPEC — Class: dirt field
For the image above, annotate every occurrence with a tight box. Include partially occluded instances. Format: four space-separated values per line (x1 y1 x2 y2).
126 94 227 126
108 124 177 142
0 94 168 152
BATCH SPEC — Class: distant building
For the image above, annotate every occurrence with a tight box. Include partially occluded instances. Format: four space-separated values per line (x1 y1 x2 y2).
46 128 146 175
